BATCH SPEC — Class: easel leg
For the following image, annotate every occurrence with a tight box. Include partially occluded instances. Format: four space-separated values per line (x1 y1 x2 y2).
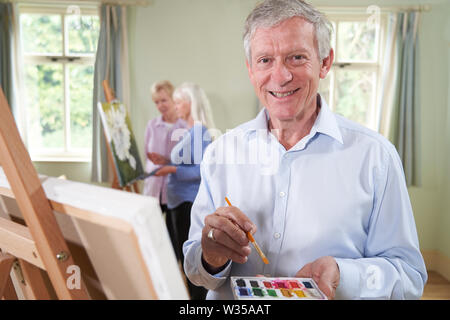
14 259 51 300
2 277 18 300
0 252 15 297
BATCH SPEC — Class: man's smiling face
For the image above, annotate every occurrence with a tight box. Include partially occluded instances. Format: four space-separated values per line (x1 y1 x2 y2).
247 16 331 123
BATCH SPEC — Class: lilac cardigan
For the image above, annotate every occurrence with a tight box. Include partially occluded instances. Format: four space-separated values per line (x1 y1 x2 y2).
143 116 187 204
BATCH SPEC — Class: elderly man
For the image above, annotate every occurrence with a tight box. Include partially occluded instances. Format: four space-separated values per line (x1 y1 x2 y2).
183 0 427 300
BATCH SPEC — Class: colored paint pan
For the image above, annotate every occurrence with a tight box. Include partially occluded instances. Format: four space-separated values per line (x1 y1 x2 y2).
305 288 322 299
266 289 278 297
236 279 246 287
252 288 264 297
273 280 288 289
294 290 306 298
280 288 293 298
237 287 252 297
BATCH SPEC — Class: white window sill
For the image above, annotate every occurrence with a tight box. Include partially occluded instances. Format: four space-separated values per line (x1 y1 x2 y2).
31 155 91 163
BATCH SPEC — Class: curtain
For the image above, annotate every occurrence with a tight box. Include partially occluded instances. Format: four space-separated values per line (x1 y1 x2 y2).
91 4 129 183
0 2 24 136
378 11 421 187
0 3 13 109
378 13 399 141
395 12 421 187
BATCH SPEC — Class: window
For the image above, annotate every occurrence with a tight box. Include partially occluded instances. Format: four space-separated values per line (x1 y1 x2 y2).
318 10 385 131
19 6 100 161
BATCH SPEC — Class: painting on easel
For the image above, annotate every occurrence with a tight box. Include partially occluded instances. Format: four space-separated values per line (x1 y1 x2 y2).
97 101 144 187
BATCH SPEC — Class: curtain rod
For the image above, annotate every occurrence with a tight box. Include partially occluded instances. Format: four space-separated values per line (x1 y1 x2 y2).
1 0 151 6
1 2 430 11
318 5 431 13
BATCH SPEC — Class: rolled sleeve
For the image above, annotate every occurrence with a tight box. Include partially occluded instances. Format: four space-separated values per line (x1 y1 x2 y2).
184 240 231 291
174 164 201 182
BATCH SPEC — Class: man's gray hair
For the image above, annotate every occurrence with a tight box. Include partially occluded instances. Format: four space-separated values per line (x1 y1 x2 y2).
243 0 333 63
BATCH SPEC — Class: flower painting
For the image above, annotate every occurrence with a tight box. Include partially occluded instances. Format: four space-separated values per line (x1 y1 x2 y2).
98 101 144 187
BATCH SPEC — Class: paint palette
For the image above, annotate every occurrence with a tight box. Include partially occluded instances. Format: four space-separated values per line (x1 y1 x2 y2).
231 277 327 300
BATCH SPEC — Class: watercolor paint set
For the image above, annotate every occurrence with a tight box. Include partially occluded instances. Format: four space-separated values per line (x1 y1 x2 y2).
230 276 327 300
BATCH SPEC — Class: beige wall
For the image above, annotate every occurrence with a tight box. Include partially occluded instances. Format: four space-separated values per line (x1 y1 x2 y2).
33 0 450 273
413 0 450 260
437 19 450 260
34 161 91 183
127 0 260 139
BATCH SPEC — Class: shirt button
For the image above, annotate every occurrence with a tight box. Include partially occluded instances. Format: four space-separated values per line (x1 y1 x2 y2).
279 191 285 197
274 232 281 239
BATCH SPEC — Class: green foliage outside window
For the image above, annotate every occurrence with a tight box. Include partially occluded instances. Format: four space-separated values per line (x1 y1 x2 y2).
21 12 99 154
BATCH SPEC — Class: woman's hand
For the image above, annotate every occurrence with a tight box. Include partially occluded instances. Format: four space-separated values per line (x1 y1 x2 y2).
154 165 177 176
147 152 169 165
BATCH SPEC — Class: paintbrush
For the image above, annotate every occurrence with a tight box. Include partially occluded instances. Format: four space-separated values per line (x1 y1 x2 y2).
225 197 269 265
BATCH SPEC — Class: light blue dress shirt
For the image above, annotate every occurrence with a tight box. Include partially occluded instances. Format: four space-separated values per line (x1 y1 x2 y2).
183 97 427 300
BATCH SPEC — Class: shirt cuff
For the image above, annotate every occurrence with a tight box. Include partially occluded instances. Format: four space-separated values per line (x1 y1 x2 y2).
195 245 232 290
334 258 361 300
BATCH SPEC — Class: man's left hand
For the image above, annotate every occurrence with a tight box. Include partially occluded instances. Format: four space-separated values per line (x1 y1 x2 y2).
295 256 340 300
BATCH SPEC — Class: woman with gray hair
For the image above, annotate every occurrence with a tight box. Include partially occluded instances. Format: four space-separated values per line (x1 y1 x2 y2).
154 82 215 300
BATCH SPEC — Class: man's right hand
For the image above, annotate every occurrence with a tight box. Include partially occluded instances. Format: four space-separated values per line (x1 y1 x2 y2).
201 205 256 273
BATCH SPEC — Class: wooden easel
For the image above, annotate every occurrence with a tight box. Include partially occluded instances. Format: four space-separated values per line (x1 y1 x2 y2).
0 87 90 299
101 80 140 193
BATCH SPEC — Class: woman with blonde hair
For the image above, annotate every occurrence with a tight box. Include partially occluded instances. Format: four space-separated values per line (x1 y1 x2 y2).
155 82 215 300
144 80 187 256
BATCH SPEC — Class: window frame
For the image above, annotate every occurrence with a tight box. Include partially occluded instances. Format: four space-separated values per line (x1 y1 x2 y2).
320 10 388 131
19 4 99 162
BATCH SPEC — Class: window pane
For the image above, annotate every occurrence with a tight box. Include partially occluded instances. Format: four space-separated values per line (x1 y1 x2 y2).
24 64 64 150
67 15 100 55
337 21 376 62
334 69 375 127
21 14 62 55
69 64 94 150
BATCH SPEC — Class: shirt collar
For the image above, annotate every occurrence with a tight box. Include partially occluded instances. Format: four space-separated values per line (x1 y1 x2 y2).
311 95 343 144
244 94 343 145
249 107 271 132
